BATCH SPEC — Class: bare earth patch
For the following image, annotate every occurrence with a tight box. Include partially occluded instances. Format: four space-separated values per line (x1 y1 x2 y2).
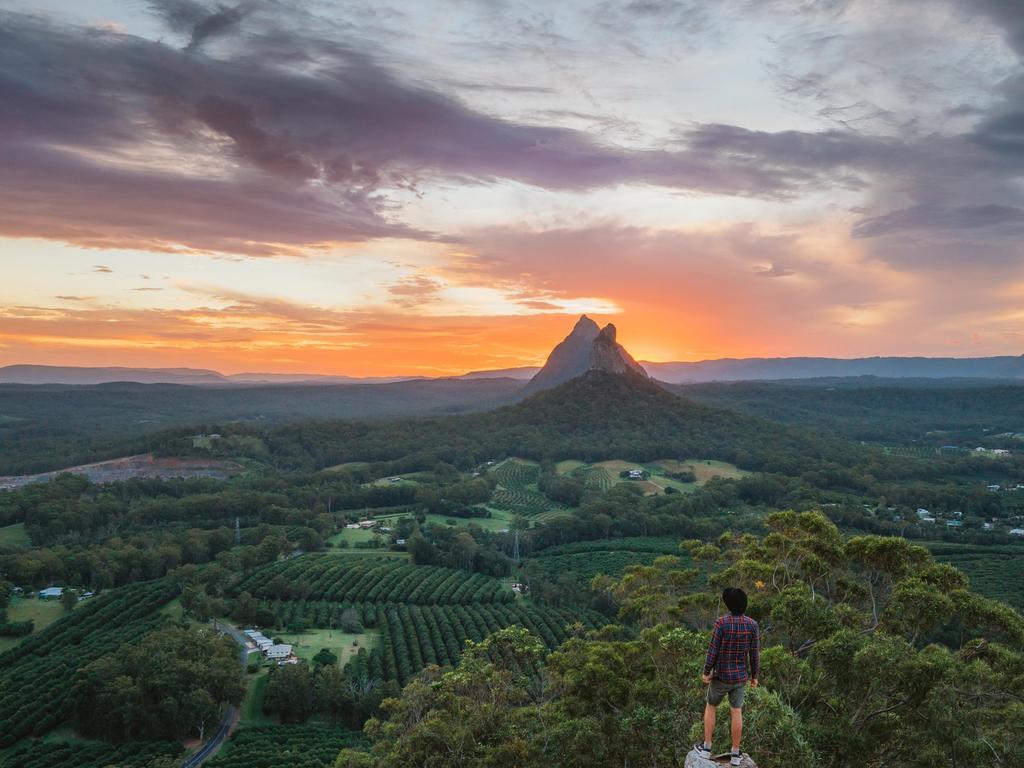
0 453 242 490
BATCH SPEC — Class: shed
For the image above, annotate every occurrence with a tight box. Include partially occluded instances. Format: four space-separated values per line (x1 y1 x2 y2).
266 644 292 660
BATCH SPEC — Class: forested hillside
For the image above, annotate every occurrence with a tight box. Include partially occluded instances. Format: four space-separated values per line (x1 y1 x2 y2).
0 370 1022 768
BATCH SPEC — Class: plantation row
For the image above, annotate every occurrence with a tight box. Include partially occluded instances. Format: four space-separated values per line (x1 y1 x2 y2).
0 579 178 747
0 740 180 768
581 466 615 491
490 460 561 516
490 487 559 515
931 544 1024 610
528 550 664 583
493 459 541 491
234 555 512 605
535 536 687 558
258 599 379 630
206 724 367 768
369 601 606 684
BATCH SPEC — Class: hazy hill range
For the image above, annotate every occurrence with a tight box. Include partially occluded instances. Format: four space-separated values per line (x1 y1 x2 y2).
643 355 1024 382
462 354 1024 383
0 365 413 386
0 378 523 475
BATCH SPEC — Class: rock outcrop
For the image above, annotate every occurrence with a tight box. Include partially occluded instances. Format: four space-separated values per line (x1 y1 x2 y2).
523 315 649 394
684 749 757 768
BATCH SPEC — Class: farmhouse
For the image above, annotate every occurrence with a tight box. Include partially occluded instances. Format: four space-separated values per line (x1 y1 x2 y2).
1010 528 1024 537
345 523 361 530
987 484 1001 492
359 520 378 529
627 469 644 480
983 522 995 531
265 644 293 661
916 508 930 518
919 516 936 524
38 587 63 600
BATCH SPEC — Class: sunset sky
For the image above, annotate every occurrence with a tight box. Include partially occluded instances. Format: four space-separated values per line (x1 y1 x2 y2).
2 0 1024 375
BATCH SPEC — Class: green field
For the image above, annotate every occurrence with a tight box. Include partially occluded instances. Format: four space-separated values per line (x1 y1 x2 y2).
327 526 380 546
273 628 377 667
322 461 370 473
0 596 72 653
377 508 517 533
0 523 30 549
553 457 748 495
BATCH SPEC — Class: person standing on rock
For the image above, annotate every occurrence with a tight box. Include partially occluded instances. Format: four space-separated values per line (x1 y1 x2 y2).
693 587 760 767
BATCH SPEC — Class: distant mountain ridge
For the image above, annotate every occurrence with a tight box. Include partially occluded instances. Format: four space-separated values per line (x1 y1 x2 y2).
0 365 413 386
642 355 1024 382
4 345 1024 386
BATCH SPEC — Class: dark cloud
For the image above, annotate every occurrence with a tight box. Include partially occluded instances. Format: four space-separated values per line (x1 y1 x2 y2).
4 0 1024 264
148 0 257 52
387 276 443 308
852 204 1024 238
754 263 795 278
0 7 874 257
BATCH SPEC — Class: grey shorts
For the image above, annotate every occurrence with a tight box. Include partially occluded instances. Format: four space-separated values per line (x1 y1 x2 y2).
706 678 745 708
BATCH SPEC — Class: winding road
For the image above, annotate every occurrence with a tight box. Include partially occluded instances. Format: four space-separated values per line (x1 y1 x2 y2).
180 620 250 768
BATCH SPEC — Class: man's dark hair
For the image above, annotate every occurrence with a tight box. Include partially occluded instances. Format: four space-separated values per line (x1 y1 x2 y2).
722 587 748 616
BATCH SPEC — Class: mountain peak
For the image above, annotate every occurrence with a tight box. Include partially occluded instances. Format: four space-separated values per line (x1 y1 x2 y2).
569 314 600 336
596 322 617 344
523 316 649 394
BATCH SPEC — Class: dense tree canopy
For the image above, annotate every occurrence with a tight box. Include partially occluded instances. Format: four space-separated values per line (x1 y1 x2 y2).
72 626 245 742
341 513 1024 768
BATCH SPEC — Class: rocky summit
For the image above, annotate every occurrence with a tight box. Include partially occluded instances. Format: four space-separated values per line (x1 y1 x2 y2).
684 750 757 768
523 315 649 394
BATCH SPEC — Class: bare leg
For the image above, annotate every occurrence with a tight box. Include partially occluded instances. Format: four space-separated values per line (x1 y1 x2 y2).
703 703 716 747
730 707 743 752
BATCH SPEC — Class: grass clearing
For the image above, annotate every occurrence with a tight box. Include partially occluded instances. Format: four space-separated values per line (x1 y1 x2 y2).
322 461 369 473
555 459 586 475
273 628 377 667
376 508 516 533
0 595 71 652
593 459 643 472
327 526 379 546
0 522 30 548
680 459 749 483
240 669 274 726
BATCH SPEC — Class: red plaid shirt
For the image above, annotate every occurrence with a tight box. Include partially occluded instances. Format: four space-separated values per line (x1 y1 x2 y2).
704 614 760 684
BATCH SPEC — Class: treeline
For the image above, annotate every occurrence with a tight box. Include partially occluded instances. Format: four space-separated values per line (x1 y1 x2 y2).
0 522 313 590
261 660 398 728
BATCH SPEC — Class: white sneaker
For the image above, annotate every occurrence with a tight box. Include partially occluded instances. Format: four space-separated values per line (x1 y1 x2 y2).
693 743 712 759
730 751 744 766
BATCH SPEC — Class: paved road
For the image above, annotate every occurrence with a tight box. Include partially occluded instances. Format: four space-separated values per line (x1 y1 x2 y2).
181 621 250 768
